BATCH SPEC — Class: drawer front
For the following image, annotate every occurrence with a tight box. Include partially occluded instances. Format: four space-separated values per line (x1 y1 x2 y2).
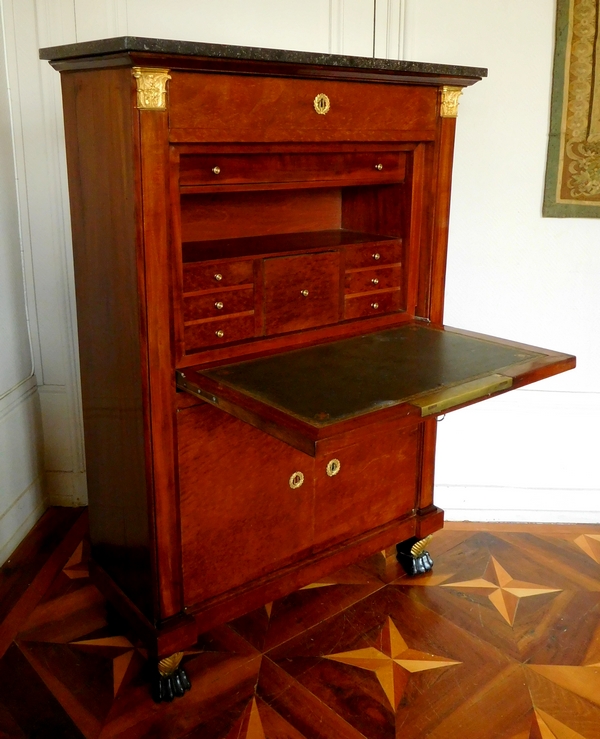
344 289 402 319
184 287 254 322
184 314 255 351
180 151 406 187
264 251 341 335
313 425 419 549
169 73 438 142
345 265 402 295
345 240 402 270
178 403 315 604
183 259 254 293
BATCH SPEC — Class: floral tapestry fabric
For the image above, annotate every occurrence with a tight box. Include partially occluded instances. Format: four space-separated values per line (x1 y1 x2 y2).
544 0 600 217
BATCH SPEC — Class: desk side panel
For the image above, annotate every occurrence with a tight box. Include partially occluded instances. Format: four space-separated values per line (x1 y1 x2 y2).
60 68 154 618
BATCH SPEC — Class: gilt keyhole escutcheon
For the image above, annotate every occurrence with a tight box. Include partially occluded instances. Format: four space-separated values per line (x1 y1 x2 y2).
313 93 331 115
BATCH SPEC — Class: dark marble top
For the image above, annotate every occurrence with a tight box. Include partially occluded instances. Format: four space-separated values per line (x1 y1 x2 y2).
39 36 487 79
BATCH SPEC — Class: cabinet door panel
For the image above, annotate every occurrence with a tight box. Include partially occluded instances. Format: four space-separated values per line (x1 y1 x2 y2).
178 403 314 605
314 426 419 549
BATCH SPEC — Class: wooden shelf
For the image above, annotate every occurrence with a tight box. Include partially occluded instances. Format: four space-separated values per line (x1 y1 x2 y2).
181 229 401 263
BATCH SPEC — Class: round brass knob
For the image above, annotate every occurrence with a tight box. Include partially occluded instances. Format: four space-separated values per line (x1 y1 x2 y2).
289 471 305 489
300 289 309 297
215 329 224 338
326 459 341 477
372 253 381 260
214 273 223 281
371 302 379 309
371 278 379 285
215 301 224 310
375 163 383 171
212 166 221 175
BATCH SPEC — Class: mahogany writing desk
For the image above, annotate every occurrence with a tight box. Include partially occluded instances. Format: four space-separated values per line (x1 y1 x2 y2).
40 37 575 700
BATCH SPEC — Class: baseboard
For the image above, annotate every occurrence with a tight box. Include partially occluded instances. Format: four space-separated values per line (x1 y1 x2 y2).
439 484 600 523
0 479 47 566
45 471 88 506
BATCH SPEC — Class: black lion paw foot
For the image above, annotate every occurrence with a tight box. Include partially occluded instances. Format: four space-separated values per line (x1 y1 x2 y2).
396 535 434 577
152 653 191 702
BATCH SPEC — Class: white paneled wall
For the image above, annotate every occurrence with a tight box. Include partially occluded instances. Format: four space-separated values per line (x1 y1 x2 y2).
0 2 45 564
0 0 598 565
403 0 600 521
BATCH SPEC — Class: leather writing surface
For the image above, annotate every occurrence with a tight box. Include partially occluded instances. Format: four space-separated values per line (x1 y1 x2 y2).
201 324 539 425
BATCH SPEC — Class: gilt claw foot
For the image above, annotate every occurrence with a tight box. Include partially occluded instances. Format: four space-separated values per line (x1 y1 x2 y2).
396 535 434 577
152 652 191 702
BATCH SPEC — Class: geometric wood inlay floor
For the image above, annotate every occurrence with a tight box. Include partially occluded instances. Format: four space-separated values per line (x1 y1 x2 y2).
1 516 600 738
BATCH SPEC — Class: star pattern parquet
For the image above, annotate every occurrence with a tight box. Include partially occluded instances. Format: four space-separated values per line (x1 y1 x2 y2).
1 520 600 738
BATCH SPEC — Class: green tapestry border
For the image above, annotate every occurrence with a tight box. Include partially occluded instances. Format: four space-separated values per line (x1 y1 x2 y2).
543 0 600 218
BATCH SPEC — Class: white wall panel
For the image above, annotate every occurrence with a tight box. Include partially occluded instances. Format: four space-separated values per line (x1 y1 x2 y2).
0 4 31 395
1 0 85 511
374 0 404 60
404 0 600 520
0 1 46 565
122 0 374 56
0 381 45 565
436 389 600 522
74 0 127 41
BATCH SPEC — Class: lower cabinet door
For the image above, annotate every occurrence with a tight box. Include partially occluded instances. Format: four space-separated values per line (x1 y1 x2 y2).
178 402 315 605
313 424 419 550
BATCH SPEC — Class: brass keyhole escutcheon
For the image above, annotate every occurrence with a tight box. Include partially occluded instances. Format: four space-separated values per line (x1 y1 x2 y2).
301 289 309 297
313 93 331 115
326 459 341 477
212 166 221 175
289 471 305 489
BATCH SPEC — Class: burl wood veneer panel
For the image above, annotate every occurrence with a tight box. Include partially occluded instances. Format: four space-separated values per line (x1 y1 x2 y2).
169 74 438 142
178 402 315 606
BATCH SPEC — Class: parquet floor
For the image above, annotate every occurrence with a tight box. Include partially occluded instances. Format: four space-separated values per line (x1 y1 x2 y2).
1 514 600 738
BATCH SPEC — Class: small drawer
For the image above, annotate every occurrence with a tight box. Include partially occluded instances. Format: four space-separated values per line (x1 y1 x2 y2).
345 265 401 295
183 260 254 293
184 287 254 322
264 251 340 335
345 240 402 270
180 151 406 188
344 289 401 319
184 314 255 351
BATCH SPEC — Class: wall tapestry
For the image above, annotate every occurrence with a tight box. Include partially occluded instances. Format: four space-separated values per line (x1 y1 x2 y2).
544 0 600 217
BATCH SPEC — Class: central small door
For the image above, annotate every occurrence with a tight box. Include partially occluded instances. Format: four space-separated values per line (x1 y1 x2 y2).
264 251 340 335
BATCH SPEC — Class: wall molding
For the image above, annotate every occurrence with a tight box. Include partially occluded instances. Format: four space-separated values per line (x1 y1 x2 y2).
329 0 344 54
374 0 405 60
0 476 46 565
0 376 37 423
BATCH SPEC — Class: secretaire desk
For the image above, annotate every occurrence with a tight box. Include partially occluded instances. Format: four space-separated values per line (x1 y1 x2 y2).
39 37 575 701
